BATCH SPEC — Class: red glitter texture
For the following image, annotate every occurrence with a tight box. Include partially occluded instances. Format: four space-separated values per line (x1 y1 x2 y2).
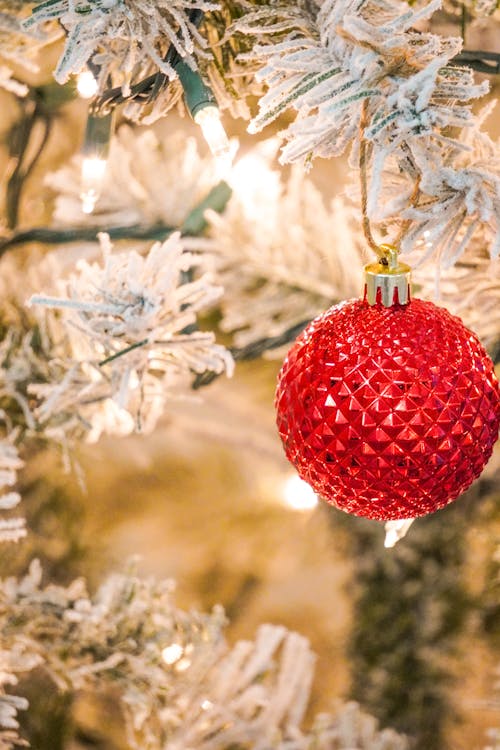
275 298 500 520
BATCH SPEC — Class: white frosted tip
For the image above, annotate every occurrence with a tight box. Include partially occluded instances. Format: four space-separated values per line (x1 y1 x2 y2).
384 518 415 548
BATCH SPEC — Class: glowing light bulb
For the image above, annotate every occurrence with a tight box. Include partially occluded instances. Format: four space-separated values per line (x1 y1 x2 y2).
80 156 107 214
161 643 183 665
175 657 192 672
227 139 281 221
384 518 415 548
194 106 233 177
77 70 98 99
283 475 318 511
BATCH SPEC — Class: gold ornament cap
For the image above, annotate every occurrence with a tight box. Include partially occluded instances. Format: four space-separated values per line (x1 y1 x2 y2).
364 244 411 307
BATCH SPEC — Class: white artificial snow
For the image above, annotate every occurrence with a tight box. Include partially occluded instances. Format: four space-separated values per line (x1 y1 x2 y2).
245 0 500 265
28 232 233 442
0 439 24 544
46 126 219 229
207 141 364 351
24 0 218 86
0 562 409 750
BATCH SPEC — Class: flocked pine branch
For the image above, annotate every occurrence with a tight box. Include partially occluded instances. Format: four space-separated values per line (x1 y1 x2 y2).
46 131 364 356
0 560 409 750
365 103 500 267
205 138 498 353
245 0 500 268
28 232 233 442
0 438 24 544
0 6 44 63
0 644 39 749
412 241 500 349
44 128 499 353
0 66 27 97
23 0 217 89
247 0 485 163
0 4 47 95
201 0 317 119
206 141 364 352
0 323 29 542
46 129 362 353
46 126 220 229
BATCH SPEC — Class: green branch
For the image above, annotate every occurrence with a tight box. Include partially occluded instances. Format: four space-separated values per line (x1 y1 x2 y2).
0 181 232 255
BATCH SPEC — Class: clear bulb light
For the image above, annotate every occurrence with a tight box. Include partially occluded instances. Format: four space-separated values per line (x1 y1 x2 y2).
384 518 415 548
161 643 183 665
194 106 233 178
77 69 98 99
227 139 280 219
283 475 318 511
80 156 107 214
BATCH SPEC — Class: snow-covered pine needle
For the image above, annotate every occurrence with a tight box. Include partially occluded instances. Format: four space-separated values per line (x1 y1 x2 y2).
0 438 24 544
28 233 233 442
0 561 409 750
24 0 218 87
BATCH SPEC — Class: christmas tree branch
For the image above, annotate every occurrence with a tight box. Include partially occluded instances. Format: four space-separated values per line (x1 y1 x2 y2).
0 223 175 254
95 8 205 114
5 98 52 230
192 319 310 389
454 49 500 75
0 181 232 255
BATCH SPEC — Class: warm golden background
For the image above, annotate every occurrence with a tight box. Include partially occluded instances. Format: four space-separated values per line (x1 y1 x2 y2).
0 34 499 750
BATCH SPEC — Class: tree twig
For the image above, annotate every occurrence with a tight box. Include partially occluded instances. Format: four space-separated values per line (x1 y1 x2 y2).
0 181 232 255
0 224 175 255
454 49 500 75
94 9 204 113
192 319 310 389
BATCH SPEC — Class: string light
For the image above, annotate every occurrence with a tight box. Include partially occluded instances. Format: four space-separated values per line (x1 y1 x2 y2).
175 657 192 672
282 475 318 511
80 111 113 214
161 643 184 665
80 157 107 214
416 229 433 249
77 69 98 99
227 139 280 224
194 106 233 178
384 519 415 548
174 60 233 177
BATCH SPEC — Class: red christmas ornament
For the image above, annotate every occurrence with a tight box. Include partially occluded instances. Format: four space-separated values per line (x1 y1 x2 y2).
275 251 500 521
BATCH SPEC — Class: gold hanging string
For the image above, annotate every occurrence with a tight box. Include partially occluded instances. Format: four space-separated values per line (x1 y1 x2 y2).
359 100 386 261
394 175 421 249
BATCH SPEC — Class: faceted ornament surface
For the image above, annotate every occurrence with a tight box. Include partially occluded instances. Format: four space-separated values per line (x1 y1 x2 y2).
275 298 500 520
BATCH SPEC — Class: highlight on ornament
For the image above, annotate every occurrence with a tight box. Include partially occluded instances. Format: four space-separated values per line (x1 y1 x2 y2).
76 69 98 99
282 475 318 512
